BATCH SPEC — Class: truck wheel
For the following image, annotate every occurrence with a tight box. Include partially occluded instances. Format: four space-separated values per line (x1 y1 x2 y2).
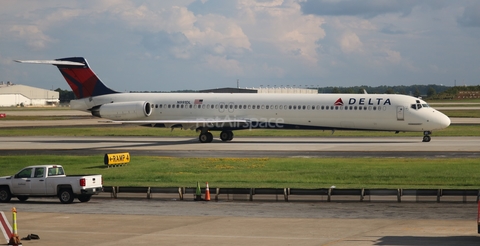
58 189 75 204
17 196 29 202
78 195 92 202
0 187 12 203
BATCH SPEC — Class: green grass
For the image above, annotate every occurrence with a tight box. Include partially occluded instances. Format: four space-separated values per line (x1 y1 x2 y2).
441 110 480 118
0 156 479 189
0 124 478 137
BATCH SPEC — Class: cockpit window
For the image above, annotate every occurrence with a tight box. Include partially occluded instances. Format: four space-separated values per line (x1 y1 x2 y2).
422 104 429 108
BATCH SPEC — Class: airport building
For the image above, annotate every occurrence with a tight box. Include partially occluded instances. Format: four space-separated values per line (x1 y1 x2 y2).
0 81 59 107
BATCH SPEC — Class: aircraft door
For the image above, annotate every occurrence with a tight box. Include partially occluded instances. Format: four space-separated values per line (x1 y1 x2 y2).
396 106 404 121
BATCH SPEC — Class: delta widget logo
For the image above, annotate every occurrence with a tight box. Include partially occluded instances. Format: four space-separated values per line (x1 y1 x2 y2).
334 98 343 106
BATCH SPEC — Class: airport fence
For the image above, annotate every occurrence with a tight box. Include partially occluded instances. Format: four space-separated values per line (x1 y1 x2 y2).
103 187 480 203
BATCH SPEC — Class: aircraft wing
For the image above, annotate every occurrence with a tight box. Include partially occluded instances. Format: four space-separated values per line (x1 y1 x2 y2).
109 119 249 130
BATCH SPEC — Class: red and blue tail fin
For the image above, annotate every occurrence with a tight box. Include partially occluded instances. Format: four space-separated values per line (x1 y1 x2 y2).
15 57 118 99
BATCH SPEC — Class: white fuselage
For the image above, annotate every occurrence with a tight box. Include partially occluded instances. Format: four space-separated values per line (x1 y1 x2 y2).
71 93 451 133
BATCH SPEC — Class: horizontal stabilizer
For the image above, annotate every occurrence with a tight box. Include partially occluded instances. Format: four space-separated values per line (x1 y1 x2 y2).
14 59 85 66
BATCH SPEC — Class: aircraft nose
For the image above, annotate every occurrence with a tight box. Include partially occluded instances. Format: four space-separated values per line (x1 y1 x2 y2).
434 111 451 129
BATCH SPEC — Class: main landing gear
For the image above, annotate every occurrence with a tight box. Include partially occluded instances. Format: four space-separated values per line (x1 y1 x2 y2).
198 130 234 143
220 131 234 142
199 131 213 143
422 131 432 142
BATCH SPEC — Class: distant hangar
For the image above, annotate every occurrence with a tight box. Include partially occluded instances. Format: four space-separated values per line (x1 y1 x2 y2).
0 81 59 107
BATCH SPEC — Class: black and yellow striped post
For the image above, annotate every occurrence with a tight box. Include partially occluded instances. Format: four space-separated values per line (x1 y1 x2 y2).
8 207 21 245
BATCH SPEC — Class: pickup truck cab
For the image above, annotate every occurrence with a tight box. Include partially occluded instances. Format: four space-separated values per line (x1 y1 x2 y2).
0 165 102 204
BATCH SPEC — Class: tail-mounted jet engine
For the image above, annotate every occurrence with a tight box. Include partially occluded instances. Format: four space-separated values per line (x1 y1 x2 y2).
91 101 152 120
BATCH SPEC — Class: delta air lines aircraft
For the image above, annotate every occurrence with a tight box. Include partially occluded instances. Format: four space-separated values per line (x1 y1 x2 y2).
15 57 450 143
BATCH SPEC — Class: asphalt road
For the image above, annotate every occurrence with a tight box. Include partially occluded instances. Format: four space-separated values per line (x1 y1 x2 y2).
0 110 479 245
1 136 479 158
0 197 479 246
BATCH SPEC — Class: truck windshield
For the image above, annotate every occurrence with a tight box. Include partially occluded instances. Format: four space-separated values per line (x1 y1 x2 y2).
48 167 65 176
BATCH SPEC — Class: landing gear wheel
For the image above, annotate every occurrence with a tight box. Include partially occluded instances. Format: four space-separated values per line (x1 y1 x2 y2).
220 131 234 142
422 131 432 142
199 132 213 143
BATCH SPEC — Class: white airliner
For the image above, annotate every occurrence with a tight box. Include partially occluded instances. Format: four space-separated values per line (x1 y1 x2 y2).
15 57 450 143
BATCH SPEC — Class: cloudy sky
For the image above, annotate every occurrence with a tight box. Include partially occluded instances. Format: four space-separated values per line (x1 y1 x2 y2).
1 0 479 92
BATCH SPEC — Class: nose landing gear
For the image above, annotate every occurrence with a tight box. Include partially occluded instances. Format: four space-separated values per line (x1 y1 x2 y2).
422 131 432 142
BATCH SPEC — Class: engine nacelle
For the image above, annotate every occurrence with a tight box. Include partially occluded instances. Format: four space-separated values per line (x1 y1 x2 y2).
91 101 152 120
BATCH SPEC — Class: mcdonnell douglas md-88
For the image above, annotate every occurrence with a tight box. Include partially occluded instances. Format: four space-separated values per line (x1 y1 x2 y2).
15 57 450 143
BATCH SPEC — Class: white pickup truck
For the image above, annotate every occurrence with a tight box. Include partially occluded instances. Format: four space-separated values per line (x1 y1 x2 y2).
0 165 102 204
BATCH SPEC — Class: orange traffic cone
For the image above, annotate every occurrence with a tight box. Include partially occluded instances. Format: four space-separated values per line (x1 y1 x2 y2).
205 182 211 201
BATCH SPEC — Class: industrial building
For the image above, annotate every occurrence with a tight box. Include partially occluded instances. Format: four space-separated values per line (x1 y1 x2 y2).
0 81 59 107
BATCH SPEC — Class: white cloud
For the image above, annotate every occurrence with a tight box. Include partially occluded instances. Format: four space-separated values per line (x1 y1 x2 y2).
9 25 55 50
339 31 363 54
1 0 480 91
238 0 326 63
203 55 244 75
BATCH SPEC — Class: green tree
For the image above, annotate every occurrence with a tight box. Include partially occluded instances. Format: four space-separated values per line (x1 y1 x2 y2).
427 87 436 98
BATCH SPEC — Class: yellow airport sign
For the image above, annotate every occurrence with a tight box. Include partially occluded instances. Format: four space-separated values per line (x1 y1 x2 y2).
104 152 130 165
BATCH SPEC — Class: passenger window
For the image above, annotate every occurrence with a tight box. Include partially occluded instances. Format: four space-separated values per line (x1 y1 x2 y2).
266 105 269 109
48 167 64 176
34 168 45 178
16 168 32 178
